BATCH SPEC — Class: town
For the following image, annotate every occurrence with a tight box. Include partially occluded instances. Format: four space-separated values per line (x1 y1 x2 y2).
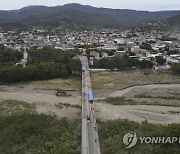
0 2 180 154
0 22 180 70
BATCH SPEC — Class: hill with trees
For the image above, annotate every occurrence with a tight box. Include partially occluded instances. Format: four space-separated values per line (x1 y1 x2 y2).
0 4 180 29
166 14 180 29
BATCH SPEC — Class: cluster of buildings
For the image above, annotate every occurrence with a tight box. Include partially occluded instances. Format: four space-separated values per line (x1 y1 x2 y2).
0 24 180 69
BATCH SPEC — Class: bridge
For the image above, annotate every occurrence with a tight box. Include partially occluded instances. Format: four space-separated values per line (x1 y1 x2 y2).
81 56 101 154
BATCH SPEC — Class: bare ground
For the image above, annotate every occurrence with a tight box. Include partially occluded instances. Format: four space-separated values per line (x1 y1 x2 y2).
1 81 180 124
0 86 81 119
95 84 180 124
110 84 180 97
95 103 180 124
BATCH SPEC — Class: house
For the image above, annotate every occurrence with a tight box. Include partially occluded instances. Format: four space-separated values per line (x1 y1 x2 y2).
167 54 180 64
114 51 126 57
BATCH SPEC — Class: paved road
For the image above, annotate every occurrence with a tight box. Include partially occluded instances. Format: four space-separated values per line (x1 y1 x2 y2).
81 56 101 154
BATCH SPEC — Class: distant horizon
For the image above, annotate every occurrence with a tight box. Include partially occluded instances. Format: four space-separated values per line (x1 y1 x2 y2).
0 1 180 12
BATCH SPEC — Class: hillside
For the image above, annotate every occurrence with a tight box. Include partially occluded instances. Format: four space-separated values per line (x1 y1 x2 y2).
167 14 180 29
0 3 180 29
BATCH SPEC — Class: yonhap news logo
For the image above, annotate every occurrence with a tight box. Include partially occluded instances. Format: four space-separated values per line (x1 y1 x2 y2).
123 132 180 149
123 132 137 149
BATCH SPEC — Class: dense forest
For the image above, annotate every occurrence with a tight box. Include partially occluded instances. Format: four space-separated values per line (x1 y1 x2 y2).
93 56 154 70
0 45 81 82
0 44 23 66
27 46 81 64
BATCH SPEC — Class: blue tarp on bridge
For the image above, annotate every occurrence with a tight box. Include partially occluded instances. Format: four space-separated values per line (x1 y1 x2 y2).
88 90 94 103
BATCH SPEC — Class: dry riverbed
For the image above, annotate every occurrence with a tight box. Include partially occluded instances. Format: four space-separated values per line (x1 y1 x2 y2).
95 84 180 124
1 71 180 124
0 85 81 118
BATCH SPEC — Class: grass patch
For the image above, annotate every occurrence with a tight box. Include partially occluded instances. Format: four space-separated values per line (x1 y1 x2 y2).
103 97 180 107
56 102 81 109
55 103 64 109
10 77 81 91
98 119 180 154
0 100 36 116
91 70 180 90
169 92 180 96
135 94 180 100
0 100 80 154
168 111 180 114
104 97 137 105
134 94 153 98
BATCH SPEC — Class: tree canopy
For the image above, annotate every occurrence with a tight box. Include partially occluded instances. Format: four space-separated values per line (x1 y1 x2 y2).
155 56 166 65
94 57 153 70
0 47 81 83
0 45 23 64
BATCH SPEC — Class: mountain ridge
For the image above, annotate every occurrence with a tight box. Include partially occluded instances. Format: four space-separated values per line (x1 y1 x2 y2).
0 3 180 29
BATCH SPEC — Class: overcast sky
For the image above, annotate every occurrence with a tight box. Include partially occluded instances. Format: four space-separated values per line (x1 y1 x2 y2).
0 0 180 11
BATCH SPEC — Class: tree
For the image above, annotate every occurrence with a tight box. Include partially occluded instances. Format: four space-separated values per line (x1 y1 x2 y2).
68 59 81 74
106 59 116 71
127 58 140 67
140 42 152 50
0 44 5 50
155 56 166 65
129 52 136 56
118 47 125 51
107 50 114 56
171 64 180 74
167 50 179 55
0 62 71 82
140 60 153 68
99 52 103 58
0 47 23 63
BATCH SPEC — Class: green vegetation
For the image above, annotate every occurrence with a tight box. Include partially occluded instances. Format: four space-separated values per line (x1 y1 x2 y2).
0 44 23 65
102 96 180 106
135 94 180 100
167 50 179 55
172 63 180 74
0 62 69 82
167 14 180 29
11 77 81 91
0 100 36 116
91 70 180 90
56 102 81 109
161 37 178 41
0 100 80 153
139 59 154 68
1 4 179 29
27 47 80 64
0 47 82 83
155 56 166 65
134 94 153 98
103 97 137 105
94 57 153 71
98 119 180 154
139 41 152 50
168 111 180 114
